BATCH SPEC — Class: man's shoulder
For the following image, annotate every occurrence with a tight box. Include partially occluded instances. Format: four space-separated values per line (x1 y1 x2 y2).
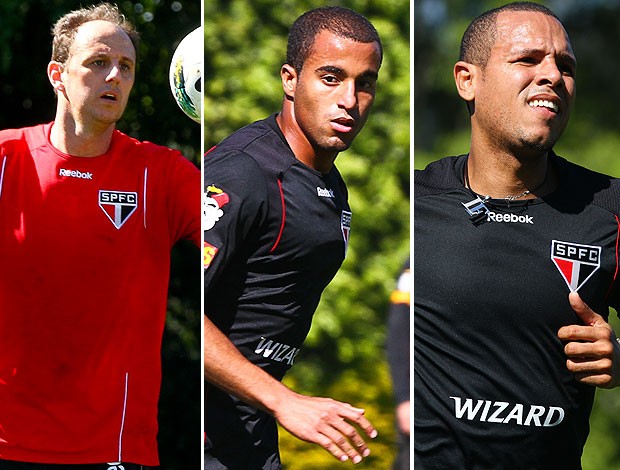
415 155 465 197
206 114 295 176
214 116 276 152
554 155 620 214
0 123 45 137
0 123 48 152
556 154 618 182
112 129 197 168
113 129 181 157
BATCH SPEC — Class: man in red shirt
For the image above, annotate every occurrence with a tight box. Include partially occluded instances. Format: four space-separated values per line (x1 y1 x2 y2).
0 3 200 469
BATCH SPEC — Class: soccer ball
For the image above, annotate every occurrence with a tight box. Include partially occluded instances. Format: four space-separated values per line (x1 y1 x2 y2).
169 27 202 123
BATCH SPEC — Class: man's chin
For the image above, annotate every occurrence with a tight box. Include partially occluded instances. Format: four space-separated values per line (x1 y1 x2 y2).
321 136 353 154
517 132 561 154
93 113 122 127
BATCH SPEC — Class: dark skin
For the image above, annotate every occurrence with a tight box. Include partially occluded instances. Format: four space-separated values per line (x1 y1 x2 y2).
205 29 382 464
454 10 620 388
558 293 620 389
276 29 381 174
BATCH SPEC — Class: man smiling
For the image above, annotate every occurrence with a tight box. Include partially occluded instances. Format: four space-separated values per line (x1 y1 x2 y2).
415 2 620 469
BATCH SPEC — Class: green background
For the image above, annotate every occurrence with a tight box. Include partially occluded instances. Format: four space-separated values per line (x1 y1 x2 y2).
0 0 410 468
204 0 410 468
416 0 620 468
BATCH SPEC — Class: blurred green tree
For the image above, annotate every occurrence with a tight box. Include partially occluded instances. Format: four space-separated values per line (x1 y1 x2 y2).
204 0 410 468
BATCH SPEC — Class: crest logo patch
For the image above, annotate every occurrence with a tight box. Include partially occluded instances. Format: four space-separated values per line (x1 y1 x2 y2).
341 210 352 256
551 240 601 292
205 185 230 231
204 241 219 270
98 190 138 229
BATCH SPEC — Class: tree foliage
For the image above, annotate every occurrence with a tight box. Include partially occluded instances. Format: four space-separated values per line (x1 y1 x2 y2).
0 0 409 467
415 1 620 468
0 1 201 468
204 0 410 468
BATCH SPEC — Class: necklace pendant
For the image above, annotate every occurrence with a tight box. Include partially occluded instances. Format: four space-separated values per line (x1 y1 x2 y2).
462 196 490 226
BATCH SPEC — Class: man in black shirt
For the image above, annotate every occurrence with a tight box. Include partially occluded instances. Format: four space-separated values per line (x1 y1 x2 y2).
415 2 620 469
204 7 382 469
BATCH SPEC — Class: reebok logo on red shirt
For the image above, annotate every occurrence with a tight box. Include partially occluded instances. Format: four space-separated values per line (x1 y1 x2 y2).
59 168 93 179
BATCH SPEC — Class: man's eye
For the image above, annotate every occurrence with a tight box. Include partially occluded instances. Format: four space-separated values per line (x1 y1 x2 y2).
559 64 576 77
359 79 375 90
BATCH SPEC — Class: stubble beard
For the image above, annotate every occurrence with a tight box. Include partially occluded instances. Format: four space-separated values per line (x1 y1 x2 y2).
512 125 563 155
312 134 351 159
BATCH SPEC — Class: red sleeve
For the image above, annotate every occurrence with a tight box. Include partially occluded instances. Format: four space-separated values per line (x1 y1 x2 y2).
166 151 201 247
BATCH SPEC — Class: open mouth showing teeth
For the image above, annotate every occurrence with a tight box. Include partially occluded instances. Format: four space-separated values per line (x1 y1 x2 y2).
102 93 117 101
528 99 558 113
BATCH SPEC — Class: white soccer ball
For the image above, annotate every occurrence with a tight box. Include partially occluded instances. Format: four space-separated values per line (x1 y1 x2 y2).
169 27 202 123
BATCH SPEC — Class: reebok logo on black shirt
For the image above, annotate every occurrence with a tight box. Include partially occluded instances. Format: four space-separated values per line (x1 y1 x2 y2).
487 211 534 224
316 186 335 198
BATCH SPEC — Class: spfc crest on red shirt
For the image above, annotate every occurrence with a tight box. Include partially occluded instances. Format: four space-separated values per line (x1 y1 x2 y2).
99 190 138 229
551 240 601 292
341 210 352 256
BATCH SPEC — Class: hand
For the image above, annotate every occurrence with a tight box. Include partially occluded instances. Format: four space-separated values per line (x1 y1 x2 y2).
204 316 377 462
273 392 378 464
557 291 620 388
396 400 410 435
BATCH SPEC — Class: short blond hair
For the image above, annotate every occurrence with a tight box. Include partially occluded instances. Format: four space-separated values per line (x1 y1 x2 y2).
51 2 140 63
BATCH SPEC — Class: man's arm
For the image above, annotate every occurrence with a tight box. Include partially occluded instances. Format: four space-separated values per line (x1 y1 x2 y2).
204 315 377 464
557 292 620 388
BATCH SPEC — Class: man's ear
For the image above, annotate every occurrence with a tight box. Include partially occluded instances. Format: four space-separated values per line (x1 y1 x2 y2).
280 63 298 100
48 61 65 94
454 60 478 102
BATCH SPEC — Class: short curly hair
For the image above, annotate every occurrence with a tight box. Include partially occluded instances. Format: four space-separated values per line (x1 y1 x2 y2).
51 2 140 64
286 6 382 73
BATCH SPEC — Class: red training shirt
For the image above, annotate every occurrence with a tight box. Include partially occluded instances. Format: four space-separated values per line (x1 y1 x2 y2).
0 123 200 465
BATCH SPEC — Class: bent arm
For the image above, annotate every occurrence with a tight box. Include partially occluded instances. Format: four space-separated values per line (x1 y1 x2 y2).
203 315 377 463
203 314 289 411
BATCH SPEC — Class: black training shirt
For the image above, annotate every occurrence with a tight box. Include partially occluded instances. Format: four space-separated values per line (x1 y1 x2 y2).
204 114 351 468
415 153 620 470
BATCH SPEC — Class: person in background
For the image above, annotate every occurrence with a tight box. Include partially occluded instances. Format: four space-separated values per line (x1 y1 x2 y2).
386 258 410 470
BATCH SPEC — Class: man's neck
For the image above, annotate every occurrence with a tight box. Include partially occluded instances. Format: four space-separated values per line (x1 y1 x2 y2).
49 116 115 157
465 146 555 200
276 107 337 174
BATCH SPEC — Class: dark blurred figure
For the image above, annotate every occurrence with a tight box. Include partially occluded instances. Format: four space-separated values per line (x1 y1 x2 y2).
387 257 410 470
